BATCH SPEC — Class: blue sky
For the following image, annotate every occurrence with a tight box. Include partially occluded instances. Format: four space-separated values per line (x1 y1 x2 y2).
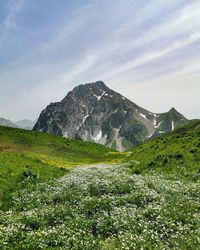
0 0 199 121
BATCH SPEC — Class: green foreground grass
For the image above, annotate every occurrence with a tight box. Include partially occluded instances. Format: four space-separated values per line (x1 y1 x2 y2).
0 164 199 249
0 121 199 249
0 125 124 209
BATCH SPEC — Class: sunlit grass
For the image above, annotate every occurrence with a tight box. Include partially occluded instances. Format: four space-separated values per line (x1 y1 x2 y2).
0 125 124 209
125 120 200 181
0 121 199 248
0 164 199 249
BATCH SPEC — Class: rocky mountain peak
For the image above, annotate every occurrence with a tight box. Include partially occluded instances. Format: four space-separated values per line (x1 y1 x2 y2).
84 80 107 89
168 107 180 114
33 81 189 151
169 107 176 112
62 81 109 102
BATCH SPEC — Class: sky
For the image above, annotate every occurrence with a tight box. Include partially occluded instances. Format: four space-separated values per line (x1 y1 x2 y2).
0 0 199 121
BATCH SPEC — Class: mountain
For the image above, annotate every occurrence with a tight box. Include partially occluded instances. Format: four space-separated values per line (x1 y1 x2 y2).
0 117 36 130
33 81 189 151
15 119 37 130
0 117 20 128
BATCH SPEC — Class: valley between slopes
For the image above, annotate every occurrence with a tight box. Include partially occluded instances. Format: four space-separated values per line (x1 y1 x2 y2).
0 120 199 249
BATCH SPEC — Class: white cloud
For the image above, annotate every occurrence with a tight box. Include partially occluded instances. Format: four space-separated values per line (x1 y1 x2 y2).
0 0 26 48
0 0 199 120
129 1 200 49
101 31 200 80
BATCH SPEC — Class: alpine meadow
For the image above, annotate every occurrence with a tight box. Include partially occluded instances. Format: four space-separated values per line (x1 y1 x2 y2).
0 0 200 249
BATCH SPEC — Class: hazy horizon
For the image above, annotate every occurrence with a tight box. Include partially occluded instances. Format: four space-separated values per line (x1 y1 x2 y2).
0 0 199 121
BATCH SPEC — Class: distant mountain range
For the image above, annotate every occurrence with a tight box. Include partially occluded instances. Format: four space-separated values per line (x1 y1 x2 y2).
15 119 37 130
33 81 189 151
0 118 36 130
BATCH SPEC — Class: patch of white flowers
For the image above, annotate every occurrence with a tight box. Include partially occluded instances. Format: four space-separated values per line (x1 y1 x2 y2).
0 164 199 249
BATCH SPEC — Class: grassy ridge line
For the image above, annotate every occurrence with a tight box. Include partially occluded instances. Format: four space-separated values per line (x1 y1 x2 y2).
0 125 125 209
125 120 200 180
0 125 115 158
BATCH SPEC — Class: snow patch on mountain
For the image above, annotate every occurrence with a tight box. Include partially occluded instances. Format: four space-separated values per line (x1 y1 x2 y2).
63 131 69 138
155 121 162 128
33 81 188 151
93 91 105 101
140 113 148 120
153 118 157 126
172 121 175 131
91 130 102 143
147 132 154 139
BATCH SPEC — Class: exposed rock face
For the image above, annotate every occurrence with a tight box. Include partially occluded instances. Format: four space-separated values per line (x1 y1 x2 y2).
33 81 188 151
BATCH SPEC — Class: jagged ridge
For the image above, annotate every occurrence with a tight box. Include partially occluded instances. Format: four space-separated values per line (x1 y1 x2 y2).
33 81 188 151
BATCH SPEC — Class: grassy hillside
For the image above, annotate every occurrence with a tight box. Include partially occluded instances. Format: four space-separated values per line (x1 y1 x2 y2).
125 120 200 180
0 122 199 249
0 125 124 209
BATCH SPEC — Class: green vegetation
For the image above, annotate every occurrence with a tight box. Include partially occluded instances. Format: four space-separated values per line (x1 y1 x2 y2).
0 121 199 249
0 125 123 209
0 165 199 249
125 120 200 181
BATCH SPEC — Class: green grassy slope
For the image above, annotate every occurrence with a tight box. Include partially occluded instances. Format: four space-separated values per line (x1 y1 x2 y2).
125 120 200 180
0 122 199 249
0 125 124 209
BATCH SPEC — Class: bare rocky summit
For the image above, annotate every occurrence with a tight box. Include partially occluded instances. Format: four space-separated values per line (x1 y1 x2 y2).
33 81 188 151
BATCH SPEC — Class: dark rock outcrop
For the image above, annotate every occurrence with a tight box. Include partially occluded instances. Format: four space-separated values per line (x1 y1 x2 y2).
33 81 188 151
